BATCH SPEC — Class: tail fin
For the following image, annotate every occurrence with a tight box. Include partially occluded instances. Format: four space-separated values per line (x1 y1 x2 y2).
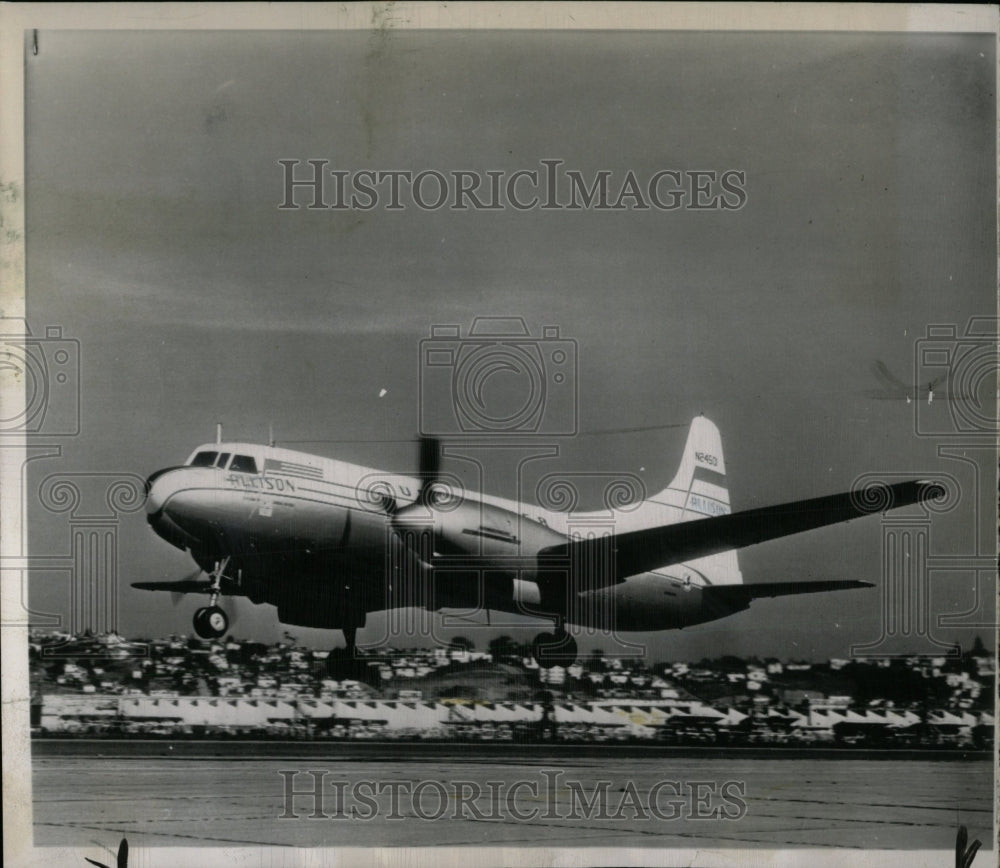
662 416 731 520
644 416 743 586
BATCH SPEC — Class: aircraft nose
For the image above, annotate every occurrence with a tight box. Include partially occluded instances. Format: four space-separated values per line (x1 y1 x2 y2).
145 466 202 551
145 466 183 515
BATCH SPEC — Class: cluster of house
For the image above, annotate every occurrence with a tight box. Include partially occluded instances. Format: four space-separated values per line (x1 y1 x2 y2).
29 631 995 747
33 634 699 701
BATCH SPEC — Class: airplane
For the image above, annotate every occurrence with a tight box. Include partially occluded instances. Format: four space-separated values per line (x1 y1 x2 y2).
136 416 944 670
867 360 949 405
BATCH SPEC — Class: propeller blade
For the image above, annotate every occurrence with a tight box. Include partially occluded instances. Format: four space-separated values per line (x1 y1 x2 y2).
416 435 441 505
366 436 442 517
388 436 444 553
871 360 912 395
872 361 952 399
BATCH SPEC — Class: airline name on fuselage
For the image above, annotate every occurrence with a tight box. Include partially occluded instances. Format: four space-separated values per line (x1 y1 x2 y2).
223 472 553 526
225 473 297 493
689 494 728 516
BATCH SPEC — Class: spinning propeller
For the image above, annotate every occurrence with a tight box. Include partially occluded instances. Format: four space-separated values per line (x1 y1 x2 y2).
389 436 446 532
373 436 452 579
416 435 442 506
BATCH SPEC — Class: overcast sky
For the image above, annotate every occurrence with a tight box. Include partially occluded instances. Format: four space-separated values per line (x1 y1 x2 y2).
25 29 996 660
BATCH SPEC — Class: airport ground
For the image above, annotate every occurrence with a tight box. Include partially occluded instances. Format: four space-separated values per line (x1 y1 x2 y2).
32 741 993 851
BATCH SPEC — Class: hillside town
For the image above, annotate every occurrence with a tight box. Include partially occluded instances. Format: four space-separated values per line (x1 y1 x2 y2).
30 631 995 748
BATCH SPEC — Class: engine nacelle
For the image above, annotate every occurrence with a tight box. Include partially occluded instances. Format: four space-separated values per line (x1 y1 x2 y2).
277 593 369 630
394 498 563 558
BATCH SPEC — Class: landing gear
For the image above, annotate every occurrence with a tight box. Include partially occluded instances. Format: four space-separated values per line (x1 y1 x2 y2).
193 605 229 639
325 626 361 677
192 557 231 640
531 627 577 668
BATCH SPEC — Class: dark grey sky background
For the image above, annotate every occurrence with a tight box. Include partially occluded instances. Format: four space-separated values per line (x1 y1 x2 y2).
26 30 996 660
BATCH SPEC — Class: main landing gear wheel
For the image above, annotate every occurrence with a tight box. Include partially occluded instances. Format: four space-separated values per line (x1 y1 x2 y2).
193 605 229 640
531 630 577 668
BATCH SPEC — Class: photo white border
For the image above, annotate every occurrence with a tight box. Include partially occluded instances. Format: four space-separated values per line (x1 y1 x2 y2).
2 3 997 867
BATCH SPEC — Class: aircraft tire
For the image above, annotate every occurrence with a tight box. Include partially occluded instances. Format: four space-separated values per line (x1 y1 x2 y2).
193 605 229 639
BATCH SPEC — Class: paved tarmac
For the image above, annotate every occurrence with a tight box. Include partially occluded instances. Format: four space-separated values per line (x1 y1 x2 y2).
32 746 993 850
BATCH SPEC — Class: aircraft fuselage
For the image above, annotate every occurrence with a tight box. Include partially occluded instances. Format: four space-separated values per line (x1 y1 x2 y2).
145 441 738 633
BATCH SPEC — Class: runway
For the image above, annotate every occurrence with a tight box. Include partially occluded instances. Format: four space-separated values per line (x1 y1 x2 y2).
32 744 993 850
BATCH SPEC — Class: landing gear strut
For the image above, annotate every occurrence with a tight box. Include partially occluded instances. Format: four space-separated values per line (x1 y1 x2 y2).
325 626 360 677
192 558 231 640
531 625 577 668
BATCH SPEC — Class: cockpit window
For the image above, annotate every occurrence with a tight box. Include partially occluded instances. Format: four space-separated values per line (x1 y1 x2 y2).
215 452 231 468
190 451 218 467
229 455 258 474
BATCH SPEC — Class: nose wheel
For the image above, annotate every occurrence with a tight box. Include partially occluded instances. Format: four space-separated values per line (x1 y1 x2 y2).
531 628 577 668
193 605 229 639
193 557 231 640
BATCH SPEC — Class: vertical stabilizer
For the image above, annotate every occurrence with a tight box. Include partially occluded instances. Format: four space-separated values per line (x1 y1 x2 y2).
664 416 731 519
650 416 743 586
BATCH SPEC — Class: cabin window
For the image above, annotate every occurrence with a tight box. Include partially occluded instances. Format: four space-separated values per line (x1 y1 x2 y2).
229 454 258 474
215 452 231 468
190 451 218 467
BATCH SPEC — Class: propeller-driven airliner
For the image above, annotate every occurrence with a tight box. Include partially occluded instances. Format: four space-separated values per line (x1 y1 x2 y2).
136 417 942 669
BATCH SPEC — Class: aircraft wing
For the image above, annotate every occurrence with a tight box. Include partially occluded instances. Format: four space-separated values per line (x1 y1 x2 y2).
132 580 214 594
536 479 942 588
702 579 873 607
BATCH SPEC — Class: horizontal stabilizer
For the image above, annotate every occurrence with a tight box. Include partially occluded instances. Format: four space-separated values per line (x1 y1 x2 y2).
537 479 943 586
703 579 874 607
132 580 213 594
